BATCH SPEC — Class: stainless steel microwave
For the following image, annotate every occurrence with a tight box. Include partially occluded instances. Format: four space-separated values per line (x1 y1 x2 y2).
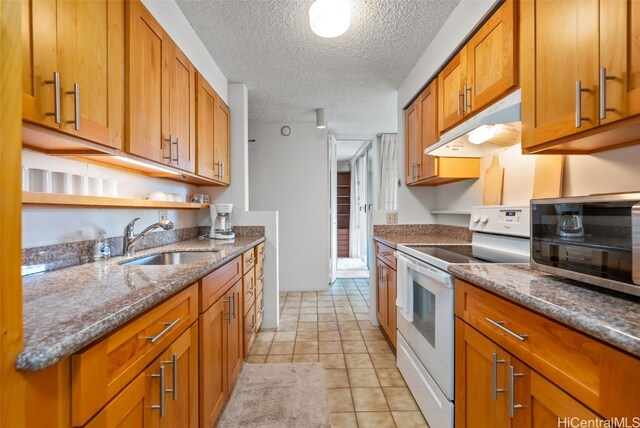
531 193 640 297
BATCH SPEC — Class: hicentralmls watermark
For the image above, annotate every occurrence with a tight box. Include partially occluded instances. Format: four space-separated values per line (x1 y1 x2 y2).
558 417 640 428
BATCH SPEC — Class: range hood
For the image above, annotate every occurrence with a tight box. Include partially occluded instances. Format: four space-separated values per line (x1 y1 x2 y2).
425 89 521 158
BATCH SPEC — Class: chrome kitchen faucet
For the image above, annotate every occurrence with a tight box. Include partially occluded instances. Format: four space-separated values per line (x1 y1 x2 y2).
123 218 174 256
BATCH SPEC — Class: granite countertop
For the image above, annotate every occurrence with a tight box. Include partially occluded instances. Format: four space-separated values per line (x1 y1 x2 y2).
449 264 640 358
373 224 472 249
18 235 265 371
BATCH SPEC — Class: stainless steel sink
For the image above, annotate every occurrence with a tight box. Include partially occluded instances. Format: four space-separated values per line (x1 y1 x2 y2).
121 251 216 266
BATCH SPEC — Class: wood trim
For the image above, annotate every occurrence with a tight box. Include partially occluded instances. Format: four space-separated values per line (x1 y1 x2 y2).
1 0 27 425
22 191 209 210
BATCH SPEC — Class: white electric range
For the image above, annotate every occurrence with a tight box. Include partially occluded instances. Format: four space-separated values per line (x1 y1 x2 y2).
395 205 530 428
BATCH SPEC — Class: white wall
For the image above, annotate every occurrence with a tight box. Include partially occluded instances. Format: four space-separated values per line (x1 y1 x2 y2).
248 123 330 291
142 0 228 103
337 161 350 172
22 150 200 247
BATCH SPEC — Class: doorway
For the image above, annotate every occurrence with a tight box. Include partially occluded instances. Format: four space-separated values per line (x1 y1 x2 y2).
331 138 373 280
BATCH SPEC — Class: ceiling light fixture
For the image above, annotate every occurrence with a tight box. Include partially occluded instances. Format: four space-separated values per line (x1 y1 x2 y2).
468 124 498 145
316 108 326 129
309 0 351 38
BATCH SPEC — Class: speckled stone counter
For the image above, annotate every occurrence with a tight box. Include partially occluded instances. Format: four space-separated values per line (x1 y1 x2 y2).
373 224 472 248
18 235 265 371
449 264 640 358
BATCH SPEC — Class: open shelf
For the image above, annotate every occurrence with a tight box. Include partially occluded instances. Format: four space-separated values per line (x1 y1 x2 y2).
430 209 473 215
22 192 209 210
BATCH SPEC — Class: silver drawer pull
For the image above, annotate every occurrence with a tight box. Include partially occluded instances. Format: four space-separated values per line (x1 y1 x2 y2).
224 297 231 323
248 285 255 295
150 365 166 417
509 366 525 417
65 82 80 130
44 71 61 124
144 318 180 344
485 317 528 342
164 353 178 400
492 352 506 400
260 306 265 315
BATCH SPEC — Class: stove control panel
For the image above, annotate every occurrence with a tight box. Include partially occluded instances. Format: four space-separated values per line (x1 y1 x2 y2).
469 205 530 237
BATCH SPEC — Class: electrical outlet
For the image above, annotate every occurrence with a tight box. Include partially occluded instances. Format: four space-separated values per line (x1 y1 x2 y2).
386 212 398 225
159 210 169 222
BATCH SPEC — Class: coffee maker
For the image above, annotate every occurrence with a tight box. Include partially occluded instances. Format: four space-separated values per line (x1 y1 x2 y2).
210 204 235 240
555 203 584 238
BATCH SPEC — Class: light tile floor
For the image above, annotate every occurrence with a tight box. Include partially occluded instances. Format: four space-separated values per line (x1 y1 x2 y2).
248 278 429 428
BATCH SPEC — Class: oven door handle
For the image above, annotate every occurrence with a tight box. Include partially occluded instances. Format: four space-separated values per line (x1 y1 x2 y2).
399 254 454 288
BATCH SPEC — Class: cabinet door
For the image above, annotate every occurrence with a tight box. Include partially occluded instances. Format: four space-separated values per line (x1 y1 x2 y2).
226 280 243 392
199 297 227 428
160 324 198 428
405 98 420 184
419 82 438 181
168 44 196 173
385 266 397 348
126 0 169 163
214 96 231 184
521 0 599 149
524 370 602 428
22 0 59 129
438 50 466 132
84 371 158 428
57 0 124 149
375 260 387 328
466 0 516 114
455 320 511 428
599 0 640 124
196 73 217 180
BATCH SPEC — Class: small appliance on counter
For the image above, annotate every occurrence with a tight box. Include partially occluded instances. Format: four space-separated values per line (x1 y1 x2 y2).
531 192 639 297
210 203 235 240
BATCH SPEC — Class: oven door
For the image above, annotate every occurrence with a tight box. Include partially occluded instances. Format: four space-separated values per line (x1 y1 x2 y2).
396 254 454 400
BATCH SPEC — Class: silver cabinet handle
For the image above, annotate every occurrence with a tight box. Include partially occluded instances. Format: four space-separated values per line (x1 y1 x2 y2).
508 366 525 417
492 352 506 400
150 365 166 417
599 68 615 120
464 83 471 113
485 317 528 342
231 293 236 319
258 275 264 282
215 161 222 179
248 285 255 295
457 90 462 117
172 137 179 163
164 353 178 400
44 71 61 124
163 134 173 161
224 296 231 323
221 161 224 180
65 82 80 130
259 305 265 315
144 318 181 344
575 80 589 128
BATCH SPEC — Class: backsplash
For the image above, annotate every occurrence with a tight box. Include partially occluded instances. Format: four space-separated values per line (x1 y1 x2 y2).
22 226 265 273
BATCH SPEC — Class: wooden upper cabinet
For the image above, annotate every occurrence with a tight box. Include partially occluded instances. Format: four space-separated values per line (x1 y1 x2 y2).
466 0 517 113
126 0 195 172
419 82 438 181
196 73 231 184
168 44 196 173
126 0 169 163
22 0 124 149
405 98 421 184
214 97 231 184
438 50 467 132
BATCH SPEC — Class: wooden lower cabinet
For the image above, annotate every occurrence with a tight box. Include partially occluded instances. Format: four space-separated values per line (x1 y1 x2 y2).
199 293 227 427
375 243 397 348
85 324 198 428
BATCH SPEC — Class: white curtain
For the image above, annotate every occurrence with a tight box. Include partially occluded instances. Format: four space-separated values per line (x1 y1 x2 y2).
349 157 360 258
356 154 367 261
379 134 398 211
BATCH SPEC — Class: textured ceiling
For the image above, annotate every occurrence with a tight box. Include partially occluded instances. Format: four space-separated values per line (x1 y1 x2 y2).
336 140 368 161
177 0 461 134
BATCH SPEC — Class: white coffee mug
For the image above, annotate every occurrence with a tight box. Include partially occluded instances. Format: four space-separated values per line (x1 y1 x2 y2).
22 166 29 192
28 168 52 193
71 175 88 196
52 172 72 194
148 191 166 201
88 177 103 196
103 179 117 197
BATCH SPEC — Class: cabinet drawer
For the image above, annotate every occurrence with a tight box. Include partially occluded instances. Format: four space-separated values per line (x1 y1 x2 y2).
72 284 198 426
244 302 257 356
375 241 396 269
455 280 640 418
243 267 256 316
243 248 256 274
200 256 242 313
